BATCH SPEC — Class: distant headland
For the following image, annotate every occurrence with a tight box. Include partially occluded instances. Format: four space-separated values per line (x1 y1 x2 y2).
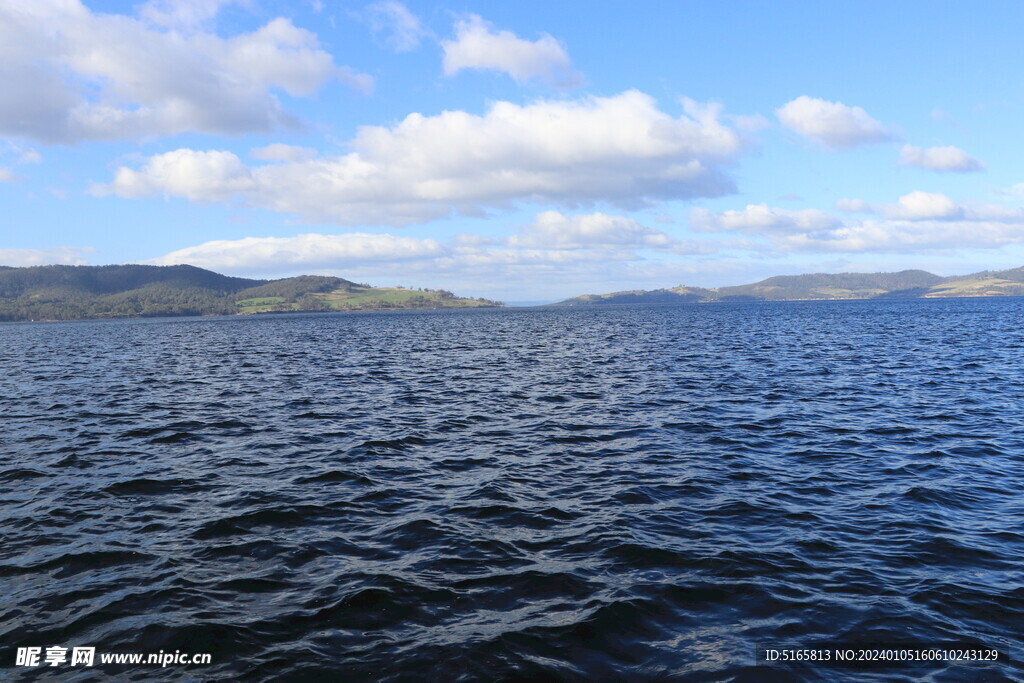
0 264 501 321
553 266 1024 306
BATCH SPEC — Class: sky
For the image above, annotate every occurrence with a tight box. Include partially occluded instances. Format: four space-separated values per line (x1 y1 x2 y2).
2 0 1024 302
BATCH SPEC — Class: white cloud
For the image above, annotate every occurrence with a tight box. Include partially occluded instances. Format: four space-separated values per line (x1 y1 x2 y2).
441 15 582 88
691 203 840 234
508 211 673 249
880 191 962 220
0 246 95 266
250 143 317 162
138 0 240 30
0 168 14 182
150 233 444 271
776 96 892 150
692 193 1024 253
365 1 427 52
0 0 370 143
779 218 1024 253
99 90 747 225
898 144 984 172
99 149 256 202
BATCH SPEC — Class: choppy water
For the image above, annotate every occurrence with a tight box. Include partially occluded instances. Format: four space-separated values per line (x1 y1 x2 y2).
2 300 1023 681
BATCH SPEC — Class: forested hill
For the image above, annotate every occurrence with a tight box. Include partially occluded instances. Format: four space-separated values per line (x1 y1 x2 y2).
555 266 1024 305
0 264 265 297
0 264 500 321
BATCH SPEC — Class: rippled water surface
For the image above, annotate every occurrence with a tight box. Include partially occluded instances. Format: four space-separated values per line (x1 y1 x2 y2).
2 300 1023 681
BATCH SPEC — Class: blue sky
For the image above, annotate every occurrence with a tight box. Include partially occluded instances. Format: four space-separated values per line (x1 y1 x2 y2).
2 0 1024 301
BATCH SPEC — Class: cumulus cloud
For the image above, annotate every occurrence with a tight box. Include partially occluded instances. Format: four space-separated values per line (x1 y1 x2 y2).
692 192 1024 253
98 149 256 203
898 144 984 172
365 1 427 52
835 191 977 220
0 0 370 143
441 15 582 88
880 190 962 220
690 203 840 234
776 96 892 150
99 90 747 225
0 246 96 266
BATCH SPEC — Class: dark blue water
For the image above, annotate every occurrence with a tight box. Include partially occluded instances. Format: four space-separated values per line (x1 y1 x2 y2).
1 300 1022 681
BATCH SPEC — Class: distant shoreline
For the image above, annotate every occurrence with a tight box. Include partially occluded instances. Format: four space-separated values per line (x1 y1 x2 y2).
7 293 1023 325
553 265 1024 306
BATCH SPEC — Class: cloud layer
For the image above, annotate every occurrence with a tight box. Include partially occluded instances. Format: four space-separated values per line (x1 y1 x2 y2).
776 96 892 150
0 0 370 143
0 246 96 266
100 91 747 225
442 15 582 87
147 211 706 283
151 233 445 271
691 204 840 234
508 211 673 249
693 191 1024 252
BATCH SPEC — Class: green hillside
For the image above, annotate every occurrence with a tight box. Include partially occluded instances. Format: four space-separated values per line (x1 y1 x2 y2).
716 270 943 301
0 265 501 321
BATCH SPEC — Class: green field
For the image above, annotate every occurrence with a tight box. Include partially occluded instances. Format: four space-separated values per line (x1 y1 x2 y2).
317 286 496 310
924 278 1024 298
235 286 499 313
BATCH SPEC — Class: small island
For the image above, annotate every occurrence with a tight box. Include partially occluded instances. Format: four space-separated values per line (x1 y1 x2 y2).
0 264 501 321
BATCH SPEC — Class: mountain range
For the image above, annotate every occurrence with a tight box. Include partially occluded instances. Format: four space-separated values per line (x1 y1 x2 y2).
4 263 1024 322
554 266 1024 305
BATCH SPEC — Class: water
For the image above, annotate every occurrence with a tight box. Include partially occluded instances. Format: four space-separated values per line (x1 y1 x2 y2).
1 299 1022 681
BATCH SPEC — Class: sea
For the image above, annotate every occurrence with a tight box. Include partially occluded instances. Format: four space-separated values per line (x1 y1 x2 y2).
1 298 1022 681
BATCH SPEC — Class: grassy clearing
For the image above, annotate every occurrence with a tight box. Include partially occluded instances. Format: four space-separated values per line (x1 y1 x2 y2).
317 286 494 310
235 296 291 313
234 286 498 313
924 278 1024 297
237 296 286 307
